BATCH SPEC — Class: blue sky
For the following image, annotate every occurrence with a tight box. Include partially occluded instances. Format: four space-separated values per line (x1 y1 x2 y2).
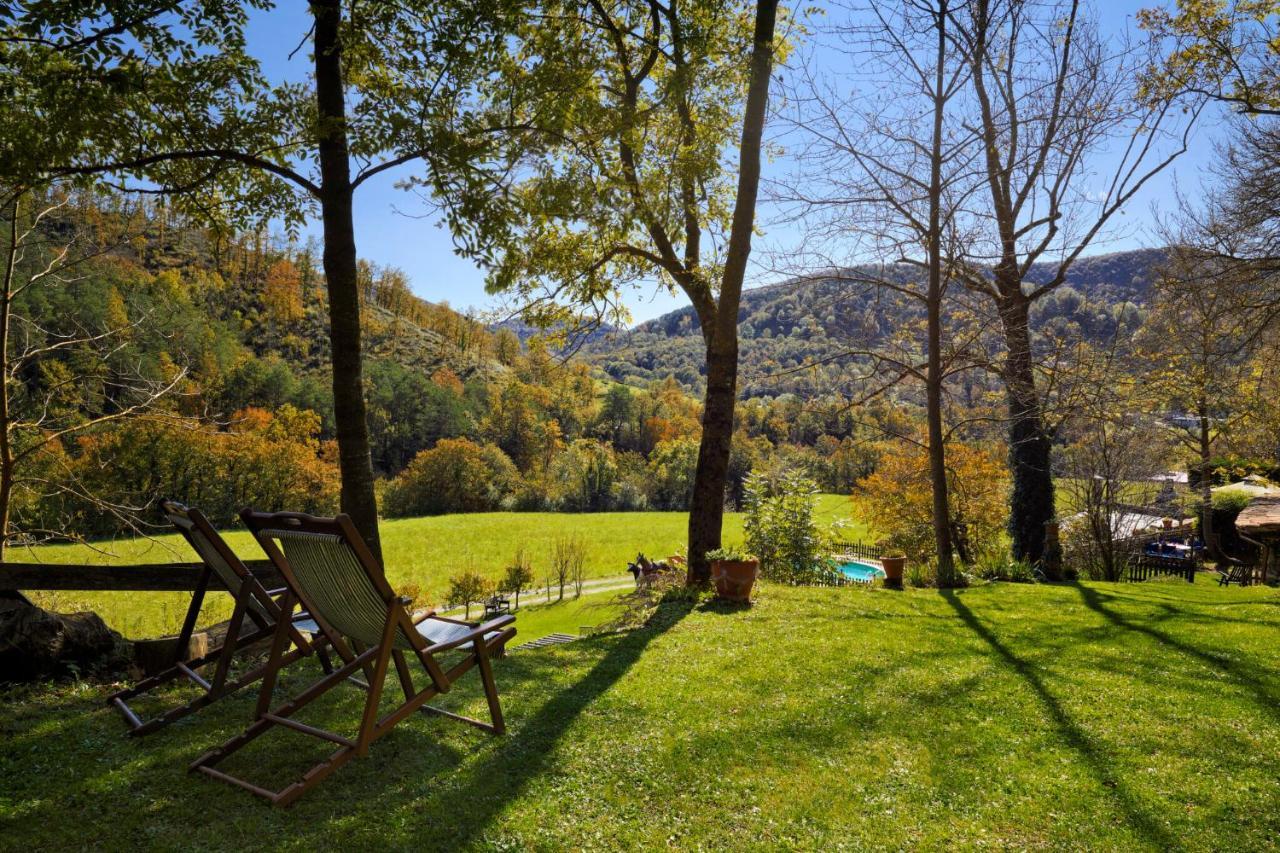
244 2 1222 326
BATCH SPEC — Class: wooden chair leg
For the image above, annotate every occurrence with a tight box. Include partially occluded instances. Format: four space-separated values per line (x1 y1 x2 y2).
210 594 250 693
173 567 211 667
392 650 416 701
355 612 399 757
474 639 506 735
191 646 377 779
255 598 298 719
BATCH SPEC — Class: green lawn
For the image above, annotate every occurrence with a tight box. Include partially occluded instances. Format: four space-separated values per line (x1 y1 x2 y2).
3 579 1277 849
20 497 871 640
500 587 631 641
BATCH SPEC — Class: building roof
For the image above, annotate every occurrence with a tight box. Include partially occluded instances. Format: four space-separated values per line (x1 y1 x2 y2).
1061 509 1191 542
1236 497 1280 538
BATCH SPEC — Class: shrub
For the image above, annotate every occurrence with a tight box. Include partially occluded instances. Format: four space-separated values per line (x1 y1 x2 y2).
547 439 619 511
60 411 339 537
646 437 700 510
706 546 755 562
384 438 518 516
1208 486 1256 556
1188 455 1280 488
973 554 1037 583
854 440 1009 565
743 467 843 585
500 548 535 610
905 559 936 589
447 570 494 620
1212 486 1255 515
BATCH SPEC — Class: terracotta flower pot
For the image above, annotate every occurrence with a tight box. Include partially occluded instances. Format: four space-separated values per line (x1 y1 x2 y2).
711 559 759 603
881 555 906 590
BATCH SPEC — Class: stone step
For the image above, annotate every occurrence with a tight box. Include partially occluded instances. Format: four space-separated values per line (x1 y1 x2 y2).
511 632 579 652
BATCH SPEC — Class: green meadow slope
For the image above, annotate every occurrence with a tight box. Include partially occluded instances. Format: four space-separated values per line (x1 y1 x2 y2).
21 496 869 639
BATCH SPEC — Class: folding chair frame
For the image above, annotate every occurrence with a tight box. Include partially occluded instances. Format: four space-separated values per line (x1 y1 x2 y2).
108 501 333 737
190 509 516 807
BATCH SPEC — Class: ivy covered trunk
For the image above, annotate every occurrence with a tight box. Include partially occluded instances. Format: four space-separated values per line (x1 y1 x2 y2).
999 290 1056 571
687 335 739 585
313 0 382 562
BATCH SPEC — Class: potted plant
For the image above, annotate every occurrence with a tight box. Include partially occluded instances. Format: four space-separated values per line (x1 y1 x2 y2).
706 547 760 603
880 550 906 590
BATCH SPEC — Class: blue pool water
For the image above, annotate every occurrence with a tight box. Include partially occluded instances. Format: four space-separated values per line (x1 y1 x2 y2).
837 560 886 583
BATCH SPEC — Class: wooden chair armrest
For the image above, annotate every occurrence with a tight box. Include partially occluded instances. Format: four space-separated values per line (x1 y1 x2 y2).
423 615 516 655
411 608 438 626
430 614 476 627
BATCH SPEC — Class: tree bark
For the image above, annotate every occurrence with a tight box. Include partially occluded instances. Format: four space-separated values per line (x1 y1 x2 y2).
1197 397 1219 561
0 195 17 561
685 0 777 585
312 0 382 562
999 290 1056 570
926 0 957 585
688 337 739 583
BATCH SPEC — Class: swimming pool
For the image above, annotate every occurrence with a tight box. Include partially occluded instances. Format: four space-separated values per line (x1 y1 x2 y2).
837 559 886 583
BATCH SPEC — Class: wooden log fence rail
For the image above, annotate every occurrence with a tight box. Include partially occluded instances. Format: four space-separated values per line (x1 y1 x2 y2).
0 560 282 592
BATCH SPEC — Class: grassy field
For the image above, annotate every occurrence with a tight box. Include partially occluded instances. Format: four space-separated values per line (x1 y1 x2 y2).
21 495 868 640
2 578 1277 849
501 587 631 641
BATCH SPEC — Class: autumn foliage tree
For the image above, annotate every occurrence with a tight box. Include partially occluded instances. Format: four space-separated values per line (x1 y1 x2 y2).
383 438 519 517
12 0 521 562
466 0 783 583
855 440 1009 574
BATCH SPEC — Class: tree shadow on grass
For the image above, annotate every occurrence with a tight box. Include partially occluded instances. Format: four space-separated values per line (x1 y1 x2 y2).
940 590 1177 850
1073 583 1280 725
299 597 697 847
696 597 752 615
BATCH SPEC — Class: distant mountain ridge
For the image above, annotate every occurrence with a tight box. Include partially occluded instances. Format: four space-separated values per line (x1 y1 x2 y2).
583 248 1170 396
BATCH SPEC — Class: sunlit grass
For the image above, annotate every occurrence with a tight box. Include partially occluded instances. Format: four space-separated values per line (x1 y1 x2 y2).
20 497 873 639
3 579 1277 848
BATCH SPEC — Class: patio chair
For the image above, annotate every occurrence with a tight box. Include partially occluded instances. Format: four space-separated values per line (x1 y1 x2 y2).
1218 560 1253 586
190 509 517 807
108 501 333 737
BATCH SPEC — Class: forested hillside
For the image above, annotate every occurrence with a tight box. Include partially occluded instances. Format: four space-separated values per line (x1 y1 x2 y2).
586 249 1168 396
2 194 747 541
2 194 1229 552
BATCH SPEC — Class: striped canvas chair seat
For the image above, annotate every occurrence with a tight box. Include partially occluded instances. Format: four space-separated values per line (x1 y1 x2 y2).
266 529 422 649
168 510 274 625
267 529 499 649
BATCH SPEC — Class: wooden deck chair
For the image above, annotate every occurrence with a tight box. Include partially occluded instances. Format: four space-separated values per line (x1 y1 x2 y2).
1218 560 1253 586
108 501 334 737
190 509 517 807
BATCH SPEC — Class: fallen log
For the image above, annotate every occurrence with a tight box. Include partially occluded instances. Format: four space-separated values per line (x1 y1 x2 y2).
0 597 132 682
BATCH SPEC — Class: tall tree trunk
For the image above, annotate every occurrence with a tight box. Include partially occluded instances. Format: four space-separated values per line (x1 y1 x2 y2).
999 290 1056 571
685 0 777 585
688 338 739 583
926 0 956 586
1197 397 1219 560
312 0 382 562
0 194 17 561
